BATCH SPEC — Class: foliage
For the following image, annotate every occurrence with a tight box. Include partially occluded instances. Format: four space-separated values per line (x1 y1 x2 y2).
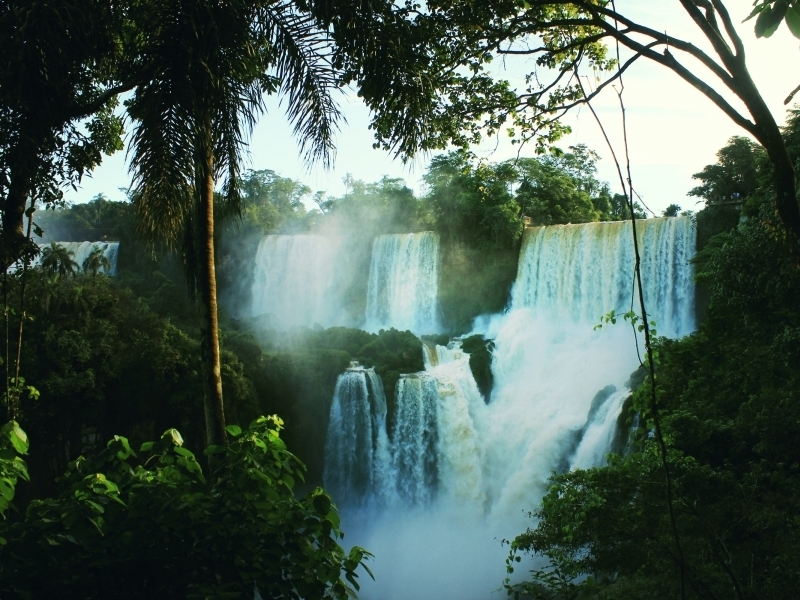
15 269 257 499
0 0 129 262
423 150 522 249
0 422 29 523
0 417 371 599
746 0 800 38
688 136 766 206
82 246 112 276
39 243 78 278
35 194 134 243
361 1 800 245
506 211 800 599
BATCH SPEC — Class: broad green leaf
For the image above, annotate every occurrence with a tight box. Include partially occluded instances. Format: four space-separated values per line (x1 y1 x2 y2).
786 6 800 37
225 424 243 437
0 478 14 501
139 441 155 452
173 446 195 459
312 494 331 515
10 423 29 454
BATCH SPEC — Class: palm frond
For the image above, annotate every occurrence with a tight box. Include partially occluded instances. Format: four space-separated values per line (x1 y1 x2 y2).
261 1 344 168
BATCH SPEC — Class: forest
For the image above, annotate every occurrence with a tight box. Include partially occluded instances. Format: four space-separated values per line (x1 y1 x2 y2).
1 1 799 599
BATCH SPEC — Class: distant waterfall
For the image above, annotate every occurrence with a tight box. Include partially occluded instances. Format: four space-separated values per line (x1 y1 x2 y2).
35 242 119 275
251 235 352 329
365 232 440 334
513 216 695 337
324 367 391 507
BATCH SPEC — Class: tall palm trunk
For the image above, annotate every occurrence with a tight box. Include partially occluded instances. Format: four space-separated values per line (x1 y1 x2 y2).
197 124 227 449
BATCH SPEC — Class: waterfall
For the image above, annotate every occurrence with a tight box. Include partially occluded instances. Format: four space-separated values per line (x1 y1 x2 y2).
390 374 440 506
365 232 440 334
250 235 353 329
323 216 696 600
34 241 119 275
512 216 695 338
323 367 391 507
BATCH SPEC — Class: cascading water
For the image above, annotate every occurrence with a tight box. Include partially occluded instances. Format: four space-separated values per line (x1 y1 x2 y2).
324 366 391 507
365 232 440 334
35 241 120 275
324 216 696 600
250 235 353 329
513 217 695 337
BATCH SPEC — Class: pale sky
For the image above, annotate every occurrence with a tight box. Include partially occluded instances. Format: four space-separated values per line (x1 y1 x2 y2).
66 2 799 216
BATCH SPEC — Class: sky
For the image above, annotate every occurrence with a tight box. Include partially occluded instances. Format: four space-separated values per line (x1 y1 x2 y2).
65 2 800 216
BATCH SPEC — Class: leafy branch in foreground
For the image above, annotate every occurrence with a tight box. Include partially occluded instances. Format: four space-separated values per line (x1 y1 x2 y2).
0 415 370 599
369 1 800 248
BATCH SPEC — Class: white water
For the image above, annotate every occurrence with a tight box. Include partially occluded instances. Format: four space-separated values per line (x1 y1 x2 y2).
365 232 441 334
250 235 355 330
326 217 696 600
513 217 695 338
32 241 119 275
324 367 392 507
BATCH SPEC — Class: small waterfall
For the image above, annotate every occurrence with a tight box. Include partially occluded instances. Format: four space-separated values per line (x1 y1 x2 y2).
390 374 440 506
35 242 119 275
365 232 440 334
512 217 695 338
250 235 352 329
324 367 391 507
570 387 631 469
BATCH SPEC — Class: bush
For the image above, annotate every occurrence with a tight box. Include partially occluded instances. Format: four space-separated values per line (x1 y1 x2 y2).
0 417 371 599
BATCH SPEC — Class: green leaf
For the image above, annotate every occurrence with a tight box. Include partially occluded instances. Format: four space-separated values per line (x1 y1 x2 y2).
0 478 15 501
204 445 226 455
225 424 243 437
139 441 155 452
312 494 332 515
10 423 29 454
786 6 800 37
173 446 195 459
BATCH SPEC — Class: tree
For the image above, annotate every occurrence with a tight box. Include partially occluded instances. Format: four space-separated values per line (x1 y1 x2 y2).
39 243 77 278
688 136 765 205
364 1 800 248
0 0 132 266
663 203 683 217
422 151 522 248
81 246 112 276
127 0 345 449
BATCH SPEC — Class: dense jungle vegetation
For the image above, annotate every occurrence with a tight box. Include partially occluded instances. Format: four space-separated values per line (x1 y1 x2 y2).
3 121 795 599
1 0 799 598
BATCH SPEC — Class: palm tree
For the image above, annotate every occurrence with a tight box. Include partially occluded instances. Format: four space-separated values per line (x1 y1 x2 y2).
39 243 78 278
82 246 111 276
126 0 342 448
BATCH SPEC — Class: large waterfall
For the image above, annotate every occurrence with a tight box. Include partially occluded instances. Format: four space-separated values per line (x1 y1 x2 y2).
251 235 353 329
365 232 440 334
513 217 695 337
323 216 696 600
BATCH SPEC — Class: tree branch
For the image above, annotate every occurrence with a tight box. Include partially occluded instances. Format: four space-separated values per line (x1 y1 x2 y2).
67 81 137 120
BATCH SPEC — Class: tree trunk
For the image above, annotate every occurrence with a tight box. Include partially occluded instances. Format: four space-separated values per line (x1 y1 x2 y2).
197 143 228 450
2 143 38 268
726 59 800 247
